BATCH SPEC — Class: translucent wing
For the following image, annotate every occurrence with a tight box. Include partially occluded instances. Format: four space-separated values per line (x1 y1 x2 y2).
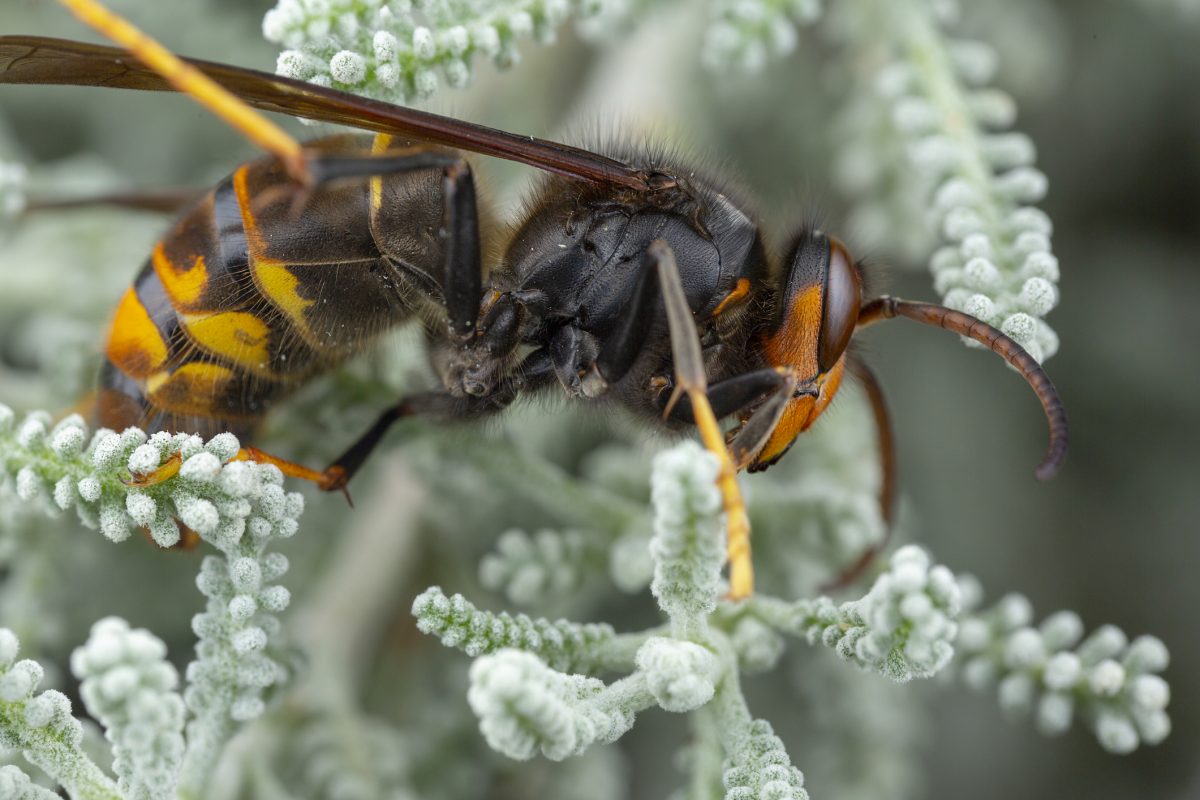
0 35 649 189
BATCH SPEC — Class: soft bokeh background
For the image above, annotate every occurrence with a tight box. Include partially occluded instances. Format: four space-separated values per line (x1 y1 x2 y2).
1 1 1197 798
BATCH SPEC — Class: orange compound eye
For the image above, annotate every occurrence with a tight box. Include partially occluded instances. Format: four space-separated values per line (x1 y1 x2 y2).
817 237 861 372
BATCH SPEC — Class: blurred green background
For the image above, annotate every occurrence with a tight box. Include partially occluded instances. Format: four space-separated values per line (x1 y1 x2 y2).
1 1 1197 798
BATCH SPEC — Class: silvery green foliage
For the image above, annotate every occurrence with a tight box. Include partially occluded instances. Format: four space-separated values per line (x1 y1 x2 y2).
648 444 725 634
70 619 185 800
0 409 304 799
0 628 122 800
831 0 1060 362
413 586 624 672
720 718 808 800
266 0 590 103
0 405 296 550
0 160 25 236
283 710 417 799
702 0 822 72
418 442 811 795
479 527 602 605
954 579 1172 754
790 546 961 682
179 500 302 795
466 648 643 760
0 764 62 800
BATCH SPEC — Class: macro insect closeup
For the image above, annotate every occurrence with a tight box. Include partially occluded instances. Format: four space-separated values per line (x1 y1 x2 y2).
0 2 1191 800
0 27 1068 590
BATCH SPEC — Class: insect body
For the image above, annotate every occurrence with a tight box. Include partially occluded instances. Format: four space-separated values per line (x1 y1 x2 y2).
0 34 1067 576
97 135 455 439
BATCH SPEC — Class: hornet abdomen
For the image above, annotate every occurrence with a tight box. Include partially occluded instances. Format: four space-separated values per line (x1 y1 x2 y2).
97 134 451 437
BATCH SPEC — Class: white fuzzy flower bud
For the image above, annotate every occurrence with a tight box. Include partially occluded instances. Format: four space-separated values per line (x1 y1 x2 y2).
1042 652 1081 690
1089 660 1126 696
127 444 163 477
635 638 716 713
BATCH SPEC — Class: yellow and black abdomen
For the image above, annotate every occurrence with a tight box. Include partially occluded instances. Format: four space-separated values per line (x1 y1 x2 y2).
98 135 443 437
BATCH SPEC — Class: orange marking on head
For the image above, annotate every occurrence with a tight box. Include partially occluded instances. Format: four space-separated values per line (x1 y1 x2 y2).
180 310 273 375
755 393 816 467
809 356 845 425
712 278 752 317
106 288 168 379
764 283 822 379
753 356 847 469
151 242 208 309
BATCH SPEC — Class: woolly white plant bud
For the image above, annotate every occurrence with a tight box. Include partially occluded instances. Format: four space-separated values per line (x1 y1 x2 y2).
0 628 121 799
263 0 634 105
955 584 1172 753
833 0 1061 362
702 0 823 72
649 442 725 635
466 649 638 761
635 637 717 713
70 617 185 800
790 546 961 682
412 586 619 673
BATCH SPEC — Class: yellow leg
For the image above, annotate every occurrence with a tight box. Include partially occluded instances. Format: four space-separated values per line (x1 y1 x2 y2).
124 451 181 487
687 390 754 601
236 447 353 503
58 0 309 184
649 239 754 601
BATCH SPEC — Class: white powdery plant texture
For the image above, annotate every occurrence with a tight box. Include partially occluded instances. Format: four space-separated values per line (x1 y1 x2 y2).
0 159 26 235
0 764 62 800
0 406 306 794
955 579 1172 754
720 717 809 800
0 405 299 551
478 527 599 606
416 439 813 793
465 649 638 761
179 487 302 796
70 618 186 800
835 0 1061 362
265 0 620 104
0 628 121 800
790 545 962 682
648 441 725 634
412 585 620 672
702 0 822 72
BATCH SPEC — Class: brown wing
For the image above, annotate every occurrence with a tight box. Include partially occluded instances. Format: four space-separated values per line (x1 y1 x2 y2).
0 35 649 190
